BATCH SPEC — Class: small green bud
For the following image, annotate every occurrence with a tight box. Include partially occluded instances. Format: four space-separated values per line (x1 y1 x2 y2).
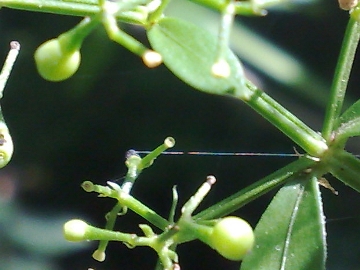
34 17 99 82
210 216 254 261
92 249 106 262
81 181 95 192
34 38 81 82
63 219 89 242
164 137 175 148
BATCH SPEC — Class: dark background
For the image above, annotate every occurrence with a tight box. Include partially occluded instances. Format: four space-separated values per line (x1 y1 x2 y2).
0 0 359 269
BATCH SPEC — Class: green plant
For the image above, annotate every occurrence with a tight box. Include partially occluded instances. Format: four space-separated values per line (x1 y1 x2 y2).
1 0 360 269
0 41 19 167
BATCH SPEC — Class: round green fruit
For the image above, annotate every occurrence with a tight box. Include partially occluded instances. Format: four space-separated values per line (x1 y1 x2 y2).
34 39 81 82
210 216 254 261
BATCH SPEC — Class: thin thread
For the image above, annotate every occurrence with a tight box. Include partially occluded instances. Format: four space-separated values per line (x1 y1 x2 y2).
135 151 302 157
134 150 360 158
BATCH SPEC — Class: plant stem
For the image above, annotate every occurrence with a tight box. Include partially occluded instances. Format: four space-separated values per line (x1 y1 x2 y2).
83 222 154 246
95 203 124 257
0 0 99 16
82 181 169 229
147 0 172 23
58 15 101 53
0 41 20 99
117 193 169 229
114 190 169 229
322 17 360 140
187 0 262 15
244 81 328 157
0 0 147 23
140 137 175 169
193 157 319 220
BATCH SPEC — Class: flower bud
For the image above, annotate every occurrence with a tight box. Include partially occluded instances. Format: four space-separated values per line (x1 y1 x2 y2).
34 38 81 82
63 219 89 242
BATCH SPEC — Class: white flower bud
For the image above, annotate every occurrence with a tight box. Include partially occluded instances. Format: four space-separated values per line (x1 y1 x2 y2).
63 219 89 242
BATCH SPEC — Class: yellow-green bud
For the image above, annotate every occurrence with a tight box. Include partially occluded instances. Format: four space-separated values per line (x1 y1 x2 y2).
63 219 89 242
92 249 106 262
34 39 81 82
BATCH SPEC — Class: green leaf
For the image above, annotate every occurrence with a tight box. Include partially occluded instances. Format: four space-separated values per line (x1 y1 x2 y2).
241 177 326 270
334 99 360 141
328 149 360 193
147 17 249 98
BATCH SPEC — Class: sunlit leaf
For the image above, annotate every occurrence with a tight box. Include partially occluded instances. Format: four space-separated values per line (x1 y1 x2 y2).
147 17 248 98
241 177 326 270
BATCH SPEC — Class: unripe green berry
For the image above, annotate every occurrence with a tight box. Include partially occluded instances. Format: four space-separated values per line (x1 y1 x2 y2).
63 219 89 241
210 216 254 261
34 39 81 82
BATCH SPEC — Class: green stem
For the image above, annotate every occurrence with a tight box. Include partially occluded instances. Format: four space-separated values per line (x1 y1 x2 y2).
185 0 264 15
0 0 99 16
181 176 216 217
322 17 360 140
0 41 20 99
122 154 142 193
58 15 100 53
112 188 169 229
0 0 147 24
168 186 178 223
140 137 175 169
82 181 170 229
214 0 235 66
102 12 148 56
96 203 124 256
175 217 212 245
244 81 328 157
147 0 172 23
193 157 319 220
83 222 153 246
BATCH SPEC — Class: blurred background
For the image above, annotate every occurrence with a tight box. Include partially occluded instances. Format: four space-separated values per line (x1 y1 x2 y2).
0 0 359 269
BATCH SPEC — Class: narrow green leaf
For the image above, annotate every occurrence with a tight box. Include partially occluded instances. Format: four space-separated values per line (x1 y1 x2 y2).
147 17 249 98
241 177 326 270
334 99 360 141
328 149 360 193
